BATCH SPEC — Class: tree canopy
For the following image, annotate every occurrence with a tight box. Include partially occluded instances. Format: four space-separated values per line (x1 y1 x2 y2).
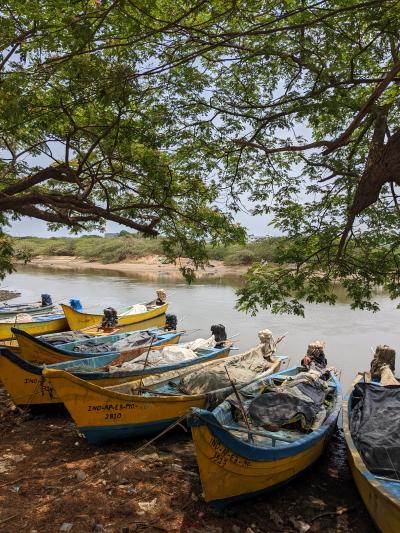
2 0 400 314
0 0 244 279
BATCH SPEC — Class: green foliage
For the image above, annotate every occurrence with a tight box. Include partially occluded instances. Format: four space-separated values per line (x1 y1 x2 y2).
12 235 282 266
2 1 400 313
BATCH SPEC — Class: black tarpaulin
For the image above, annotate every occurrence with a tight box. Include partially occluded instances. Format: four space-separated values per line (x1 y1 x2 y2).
350 383 400 479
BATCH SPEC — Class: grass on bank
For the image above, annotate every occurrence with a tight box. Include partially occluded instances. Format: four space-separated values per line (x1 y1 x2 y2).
13 234 281 266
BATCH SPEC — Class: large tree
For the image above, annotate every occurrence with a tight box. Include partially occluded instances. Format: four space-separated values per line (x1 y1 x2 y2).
2 0 400 315
116 0 399 315
0 0 243 279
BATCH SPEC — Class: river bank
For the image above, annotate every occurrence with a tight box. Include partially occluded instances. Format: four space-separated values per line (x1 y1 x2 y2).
24 256 249 280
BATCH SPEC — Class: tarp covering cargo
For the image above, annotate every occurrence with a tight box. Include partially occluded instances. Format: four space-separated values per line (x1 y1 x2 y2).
178 344 271 395
350 382 400 479
246 371 330 430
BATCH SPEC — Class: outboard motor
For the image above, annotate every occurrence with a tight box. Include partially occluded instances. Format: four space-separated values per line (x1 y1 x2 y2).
211 324 227 347
101 307 118 329
69 299 83 311
164 314 178 331
41 294 52 307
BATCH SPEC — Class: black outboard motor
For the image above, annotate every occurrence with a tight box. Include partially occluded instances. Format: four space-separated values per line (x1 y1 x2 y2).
211 324 227 347
101 307 118 329
165 314 178 331
41 294 52 307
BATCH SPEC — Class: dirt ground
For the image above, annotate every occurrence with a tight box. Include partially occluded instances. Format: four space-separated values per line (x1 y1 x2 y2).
0 386 377 533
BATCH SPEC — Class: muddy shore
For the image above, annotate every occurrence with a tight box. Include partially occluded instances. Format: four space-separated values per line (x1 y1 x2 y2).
0 387 376 533
25 256 248 280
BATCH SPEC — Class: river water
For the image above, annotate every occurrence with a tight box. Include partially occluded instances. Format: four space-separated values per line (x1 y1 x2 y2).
4 265 400 390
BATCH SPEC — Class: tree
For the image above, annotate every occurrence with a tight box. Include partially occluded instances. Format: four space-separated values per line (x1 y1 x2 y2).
103 0 399 315
0 0 244 279
2 1 400 314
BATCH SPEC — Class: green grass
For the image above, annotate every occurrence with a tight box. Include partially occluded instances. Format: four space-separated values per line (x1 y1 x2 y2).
13 234 281 266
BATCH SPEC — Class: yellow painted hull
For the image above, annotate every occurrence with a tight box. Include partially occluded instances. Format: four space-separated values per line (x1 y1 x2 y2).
0 336 181 406
43 354 279 444
0 316 68 341
61 303 168 331
191 425 326 504
343 378 400 533
42 368 206 439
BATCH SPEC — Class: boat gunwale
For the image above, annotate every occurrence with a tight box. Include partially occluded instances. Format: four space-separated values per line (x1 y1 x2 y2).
188 367 342 462
342 373 400 508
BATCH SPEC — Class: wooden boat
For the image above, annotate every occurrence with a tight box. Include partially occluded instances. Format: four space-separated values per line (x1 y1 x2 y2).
0 313 68 342
343 374 400 532
0 301 55 318
0 326 183 405
188 366 341 506
42 345 282 444
12 327 180 364
61 300 168 332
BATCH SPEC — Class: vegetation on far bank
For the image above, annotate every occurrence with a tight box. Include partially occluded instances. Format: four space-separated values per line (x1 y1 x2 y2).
12 234 282 267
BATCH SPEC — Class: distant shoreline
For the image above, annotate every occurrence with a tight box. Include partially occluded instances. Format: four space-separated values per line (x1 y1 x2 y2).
22 255 248 279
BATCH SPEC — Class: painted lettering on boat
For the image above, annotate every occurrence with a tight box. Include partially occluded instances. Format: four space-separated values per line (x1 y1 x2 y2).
87 402 137 415
24 378 38 384
209 436 251 468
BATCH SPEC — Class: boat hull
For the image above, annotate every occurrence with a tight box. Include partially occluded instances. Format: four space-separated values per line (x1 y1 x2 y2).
0 332 181 406
61 303 168 331
0 316 68 341
188 369 341 506
343 378 400 533
42 346 272 444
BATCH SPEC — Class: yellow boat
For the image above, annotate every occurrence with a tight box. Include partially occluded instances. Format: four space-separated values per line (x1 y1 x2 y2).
0 330 181 406
61 299 168 332
188 367 341 506
12 327 176 364
43 343 283 444
0 313 68 341
343 374 400 532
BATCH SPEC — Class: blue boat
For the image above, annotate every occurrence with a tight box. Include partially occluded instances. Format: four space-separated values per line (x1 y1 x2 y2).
188 366 341 506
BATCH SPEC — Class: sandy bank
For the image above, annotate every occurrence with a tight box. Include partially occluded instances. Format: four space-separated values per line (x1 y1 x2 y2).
24 255 248 279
